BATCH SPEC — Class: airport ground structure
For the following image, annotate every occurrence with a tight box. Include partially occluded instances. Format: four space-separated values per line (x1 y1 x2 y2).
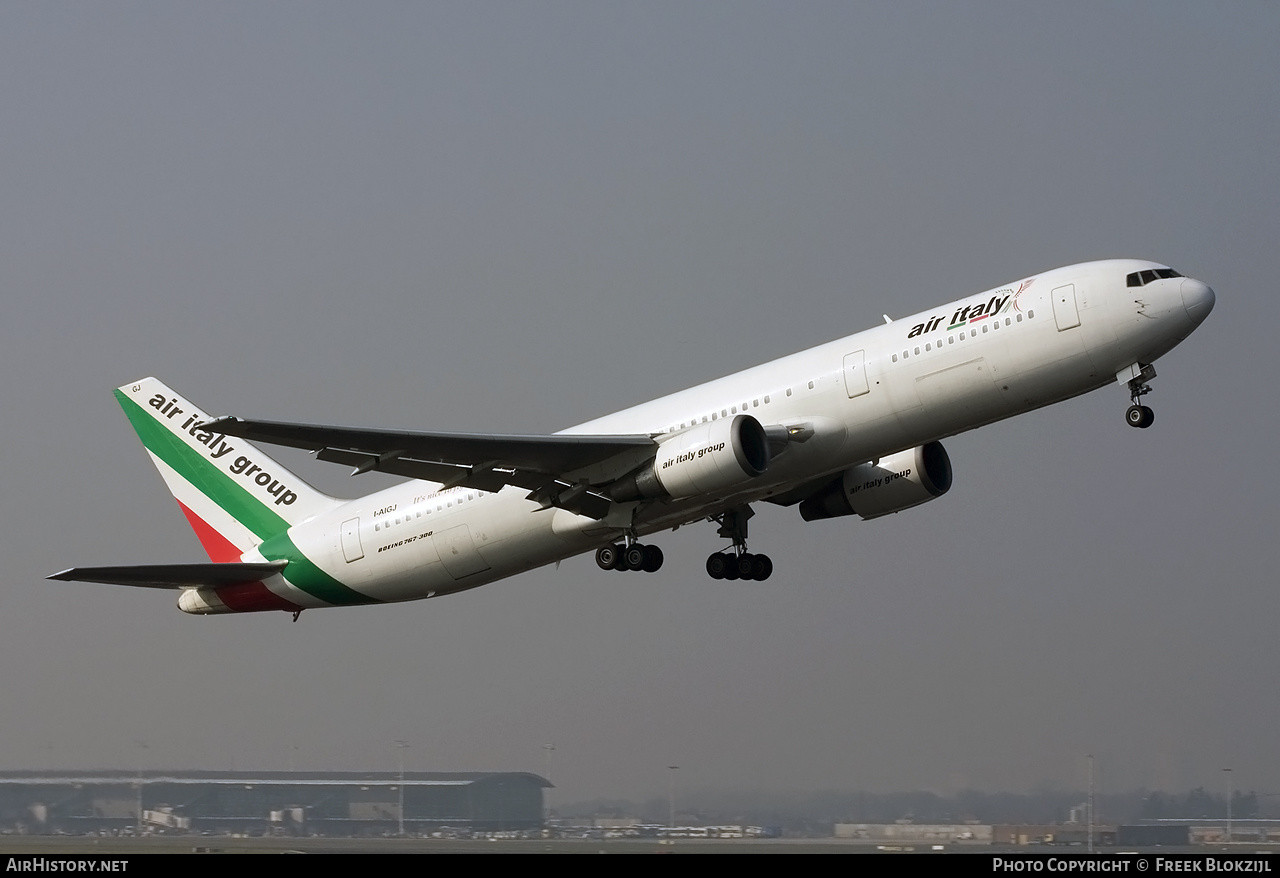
832 822 1280 847
0 770 549 837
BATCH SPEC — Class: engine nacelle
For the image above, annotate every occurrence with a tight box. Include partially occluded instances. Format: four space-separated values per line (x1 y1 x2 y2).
799 442 952 521
611 415 770 501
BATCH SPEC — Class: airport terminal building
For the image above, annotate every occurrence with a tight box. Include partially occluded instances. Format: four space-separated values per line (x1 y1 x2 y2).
0 770 550 836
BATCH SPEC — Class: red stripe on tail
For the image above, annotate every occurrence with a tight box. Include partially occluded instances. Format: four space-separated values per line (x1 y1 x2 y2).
177 501 243 563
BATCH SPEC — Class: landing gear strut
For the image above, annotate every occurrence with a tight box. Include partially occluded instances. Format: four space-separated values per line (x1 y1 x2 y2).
705 506 773 581
1121 363 1156 429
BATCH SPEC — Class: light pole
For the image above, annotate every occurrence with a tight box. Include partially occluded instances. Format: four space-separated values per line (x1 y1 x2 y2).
134 741 148 834
1224 768 1232 844
667 765 679 831
396 740 410 838
542 744 555 822
1087 754 1095 855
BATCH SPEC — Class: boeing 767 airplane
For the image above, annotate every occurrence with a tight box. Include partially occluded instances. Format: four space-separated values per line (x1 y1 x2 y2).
51 259 1215 617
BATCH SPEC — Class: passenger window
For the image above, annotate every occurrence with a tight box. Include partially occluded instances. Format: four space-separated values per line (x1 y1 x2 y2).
982 324 989 333
807 381 814 390
892 354 898 362
925 343 932 351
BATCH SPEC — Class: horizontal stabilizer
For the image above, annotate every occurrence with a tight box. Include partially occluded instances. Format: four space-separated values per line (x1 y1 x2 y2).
48 561 288 590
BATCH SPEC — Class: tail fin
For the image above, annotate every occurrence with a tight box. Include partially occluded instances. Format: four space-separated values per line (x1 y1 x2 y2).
115 378 340 561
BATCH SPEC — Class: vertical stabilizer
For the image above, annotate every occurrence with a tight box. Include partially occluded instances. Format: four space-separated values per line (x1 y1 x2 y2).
114 378 340 561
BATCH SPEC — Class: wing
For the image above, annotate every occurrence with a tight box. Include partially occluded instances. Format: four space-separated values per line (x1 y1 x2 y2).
202 417 659 520
48 561 288 590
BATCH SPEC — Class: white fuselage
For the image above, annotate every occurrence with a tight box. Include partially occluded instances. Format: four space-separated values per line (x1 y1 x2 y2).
241 259 1213 608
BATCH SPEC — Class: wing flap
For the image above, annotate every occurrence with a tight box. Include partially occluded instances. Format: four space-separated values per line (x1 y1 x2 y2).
48 561 288 590
315 447 548 493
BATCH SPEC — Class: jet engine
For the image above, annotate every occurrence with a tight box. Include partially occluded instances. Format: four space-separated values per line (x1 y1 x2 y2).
799 441 952 521
610 414 770 501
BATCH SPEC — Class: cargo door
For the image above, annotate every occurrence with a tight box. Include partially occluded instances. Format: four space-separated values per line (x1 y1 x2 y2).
432 524 490 580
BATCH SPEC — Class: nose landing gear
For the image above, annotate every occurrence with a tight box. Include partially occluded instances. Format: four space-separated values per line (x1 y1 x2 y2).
1119 363 1157 429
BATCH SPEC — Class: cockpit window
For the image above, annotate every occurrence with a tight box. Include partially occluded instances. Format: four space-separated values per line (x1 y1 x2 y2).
1126 267 1184 287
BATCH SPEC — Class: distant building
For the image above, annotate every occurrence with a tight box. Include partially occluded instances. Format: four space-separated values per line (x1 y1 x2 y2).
1122 820 1280 846
835 823 992 842
1117 824 1190 847
993 825 1116 846
0 770 550 836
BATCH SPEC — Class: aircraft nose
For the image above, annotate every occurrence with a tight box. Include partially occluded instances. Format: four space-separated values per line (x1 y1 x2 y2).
1181 278 1216 325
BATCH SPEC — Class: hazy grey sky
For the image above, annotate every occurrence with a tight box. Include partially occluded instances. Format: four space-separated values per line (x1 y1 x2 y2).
4 2 1276 803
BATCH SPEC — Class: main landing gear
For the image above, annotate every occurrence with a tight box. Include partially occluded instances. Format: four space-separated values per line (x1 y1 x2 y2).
595 541 664 573
593 504 776 580
705 550 773 581
705 506 773 581
1122 363 1157 429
